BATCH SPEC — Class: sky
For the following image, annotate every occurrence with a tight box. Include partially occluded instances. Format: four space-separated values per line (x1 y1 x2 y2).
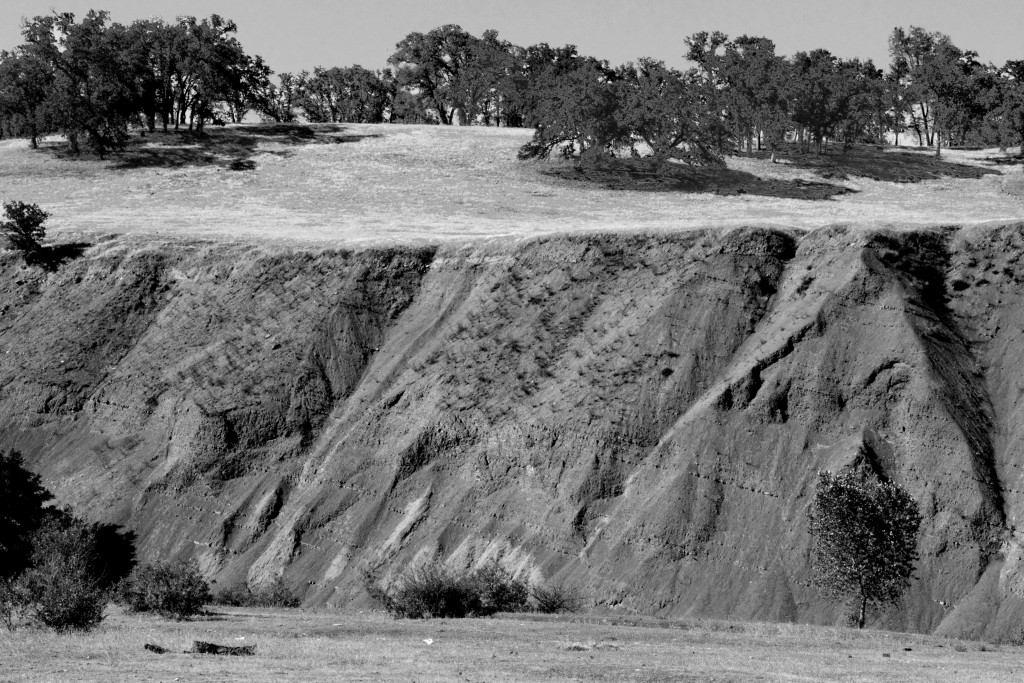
2 0 1023 75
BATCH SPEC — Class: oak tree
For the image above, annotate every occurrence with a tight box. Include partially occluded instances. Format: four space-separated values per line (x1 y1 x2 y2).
1 201 49 261
614 58 720 164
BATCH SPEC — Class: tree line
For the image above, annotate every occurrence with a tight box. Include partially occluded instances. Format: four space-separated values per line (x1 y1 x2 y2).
517 26 1024 162
0 11 278 156
3 13 1024 162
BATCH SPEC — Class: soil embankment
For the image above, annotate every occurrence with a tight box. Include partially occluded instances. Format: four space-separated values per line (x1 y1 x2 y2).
3 225 1024 638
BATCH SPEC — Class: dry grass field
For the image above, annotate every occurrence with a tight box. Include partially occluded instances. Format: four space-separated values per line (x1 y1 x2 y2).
2 607 1023 682
1 123 1022 248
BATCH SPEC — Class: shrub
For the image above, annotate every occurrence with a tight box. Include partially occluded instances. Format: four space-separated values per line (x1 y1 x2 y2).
211 582 252 607
0 455 135 632
250 576 302 608
471 561 529 614
0 579 31 632
18 517 111 632
366 560 531 619
212 576 301 608
370 561 479 619
531 581 588 614
117 560 211 620
0 201 49 261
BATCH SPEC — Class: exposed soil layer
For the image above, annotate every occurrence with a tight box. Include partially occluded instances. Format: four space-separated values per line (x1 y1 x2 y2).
4 225 1024 638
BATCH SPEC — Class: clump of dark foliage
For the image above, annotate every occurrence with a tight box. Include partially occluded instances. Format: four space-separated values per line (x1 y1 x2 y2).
0 449 137 632
0 201 48 264
116 560 212 620
212 576 301 608
808 469 921 629
0 450 219 630
364 559 586 619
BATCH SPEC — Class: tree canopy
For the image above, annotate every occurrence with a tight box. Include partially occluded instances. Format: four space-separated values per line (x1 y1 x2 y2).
808 470 922 629
0 450 53 580
0 11 272 154
3 16 1024 162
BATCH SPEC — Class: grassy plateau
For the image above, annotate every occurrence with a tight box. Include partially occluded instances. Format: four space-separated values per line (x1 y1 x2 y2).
0 122 1022 248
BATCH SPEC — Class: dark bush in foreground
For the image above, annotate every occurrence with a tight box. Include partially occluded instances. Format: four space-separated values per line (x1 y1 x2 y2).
366 560 554 619
213 576 301 608
473 562 530 614
117 560 211 620
531 582 587 614
0 579 31 631
366 561 480 619
17 517 111 632
211 583 251 607
0 454 136 632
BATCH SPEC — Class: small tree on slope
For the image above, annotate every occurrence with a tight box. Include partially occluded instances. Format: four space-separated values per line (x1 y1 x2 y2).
1 201 48 263
808 470 922 629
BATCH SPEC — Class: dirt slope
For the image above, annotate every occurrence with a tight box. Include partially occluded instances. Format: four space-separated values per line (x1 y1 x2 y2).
3 225 1024 637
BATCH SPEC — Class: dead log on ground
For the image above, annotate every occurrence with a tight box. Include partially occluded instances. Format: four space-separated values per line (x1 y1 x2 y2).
188 640 256 656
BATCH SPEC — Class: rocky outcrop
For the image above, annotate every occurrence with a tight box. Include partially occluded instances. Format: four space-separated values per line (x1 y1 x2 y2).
4 225 1024 637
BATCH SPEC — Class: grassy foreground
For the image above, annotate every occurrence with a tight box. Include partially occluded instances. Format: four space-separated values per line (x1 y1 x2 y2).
1 123 1023 249
2 607 1023 682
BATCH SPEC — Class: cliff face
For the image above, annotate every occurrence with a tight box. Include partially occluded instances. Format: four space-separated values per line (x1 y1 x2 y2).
3 225 1024 637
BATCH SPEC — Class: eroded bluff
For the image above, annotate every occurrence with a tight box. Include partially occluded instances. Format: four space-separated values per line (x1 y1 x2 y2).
3 225 1024 638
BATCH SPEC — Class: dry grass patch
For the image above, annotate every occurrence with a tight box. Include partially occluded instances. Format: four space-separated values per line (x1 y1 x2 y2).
2 124 1023 250
3 606 1024 682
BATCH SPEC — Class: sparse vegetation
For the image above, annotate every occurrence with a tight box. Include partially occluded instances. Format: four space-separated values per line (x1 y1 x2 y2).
366 560 586 619
530 581 587 614
116 560 211 620
2 606 1017 681
212 576 301 608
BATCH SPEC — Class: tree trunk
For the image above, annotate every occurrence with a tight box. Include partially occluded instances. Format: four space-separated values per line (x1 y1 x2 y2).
858 594 867 629
935 133 941 158
919 103 932 146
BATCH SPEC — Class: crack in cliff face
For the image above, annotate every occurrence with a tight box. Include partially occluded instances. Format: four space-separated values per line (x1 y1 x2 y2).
3 226 1024 637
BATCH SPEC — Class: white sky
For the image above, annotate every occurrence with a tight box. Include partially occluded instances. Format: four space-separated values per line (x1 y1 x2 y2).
2 0 1022 74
